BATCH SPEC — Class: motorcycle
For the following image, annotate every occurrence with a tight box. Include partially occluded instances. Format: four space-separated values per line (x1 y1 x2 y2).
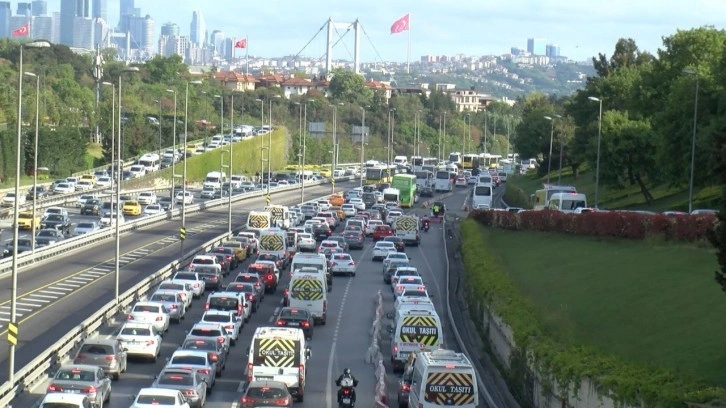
422 221 430 232
336 377 358 407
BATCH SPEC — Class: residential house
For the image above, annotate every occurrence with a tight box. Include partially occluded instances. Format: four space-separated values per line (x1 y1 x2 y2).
449 88 495 112
213 71 257 92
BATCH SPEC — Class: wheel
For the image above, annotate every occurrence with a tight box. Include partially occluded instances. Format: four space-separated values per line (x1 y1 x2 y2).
112 372 120 381
297 392 304 402
231 338 236 346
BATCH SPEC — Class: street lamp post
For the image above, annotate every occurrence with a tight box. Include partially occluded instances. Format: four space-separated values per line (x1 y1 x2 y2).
588 97 603 209
543 114 561 184
442 112 447 161
360 106 367 187
301 104 307 203
255 98 264 186
267 95 281 196
227 92 237 236
215 93 223 138
155 98 162 157
464 113 470 153
9 40 50 384
683 69 699 213
25 72 39 255
260 147 268 190
294 102 303 199
182 80 203 258
166 89 178 216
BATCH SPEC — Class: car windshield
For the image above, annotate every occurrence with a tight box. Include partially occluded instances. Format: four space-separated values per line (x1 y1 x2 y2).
159 283 184 291
120 327 151 336
183 339 216 351
279 308 309 319
204 313 231 323
55 368 94 381
36 231 55 237
236 275 259 283
150 294 177 302
377 242 395 248
157 373 194 386
133 305 160 313
403 290 427 297
79 344 113 354
77 223 95 229
333 254 352 261
45 215 62 221
174 273 197 280
136 395 177 404
170 355 206 365
246 386 287 399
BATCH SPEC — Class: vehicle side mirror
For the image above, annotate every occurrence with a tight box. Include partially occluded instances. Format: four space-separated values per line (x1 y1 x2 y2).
128 395 135 401
245 347 250 356
306 347 311 358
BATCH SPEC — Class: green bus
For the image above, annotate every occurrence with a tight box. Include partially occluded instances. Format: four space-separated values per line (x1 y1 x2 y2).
391 174 418 208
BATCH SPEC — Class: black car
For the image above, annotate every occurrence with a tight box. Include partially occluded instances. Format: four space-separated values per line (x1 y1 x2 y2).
384 261 410 284
419 185 434 197
180 336 228 376
344 231 365 249
195 266 224 290
40 214 71 234
275 307 314 339
234 273 266 300
312 224 330 240
362 192 377 208
225 282 260 312
159 196 173 211
81 199 102 215
210 247 239 270
256 253 285 271
206 253 231 275
383 236 406 252
3 238 32 258
26 186 48 200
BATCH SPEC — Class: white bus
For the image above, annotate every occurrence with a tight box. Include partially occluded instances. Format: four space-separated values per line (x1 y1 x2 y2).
472 183 493 209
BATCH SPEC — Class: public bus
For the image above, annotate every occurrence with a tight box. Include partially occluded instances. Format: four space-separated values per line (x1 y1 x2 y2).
391 174 418 208
481 153 502 169
462 154 480 170
365 166 396 186
448 152 462 167
410 156 424 172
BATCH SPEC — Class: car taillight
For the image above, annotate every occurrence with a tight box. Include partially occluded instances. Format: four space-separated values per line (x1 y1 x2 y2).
396 286 403 291
198 368 210 375
104 355 115 361
47 384 62 392
208 353 218 362
127 314 134 320
276 319 285 326
343 388 350 395
246 294 254 301
402 383 411 392
266 274 273 281
418 286 425 291
242 396 254 404
226 255 232 260
83 385 97 393
193 283 200 288
349 261 355 265
246 363 253 382
170 304 178 309
275 397 290 405
299 364 305 384
210 275 218 280
301 321 310 328
216 336 226 344
156 316 163 321
225 324 235 330
184 389 198 397
254 283 261 289
393 344 398 354
205 302 210 310
146 340 155 346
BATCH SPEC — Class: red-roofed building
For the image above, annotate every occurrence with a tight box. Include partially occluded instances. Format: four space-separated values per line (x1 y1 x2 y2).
213 71 257 92
365 80 393 101
257 73 285 88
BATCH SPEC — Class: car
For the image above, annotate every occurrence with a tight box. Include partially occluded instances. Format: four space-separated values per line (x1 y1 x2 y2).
80 199 102 215
52 182 74 194
394 276 425 297
166 349 217 389
157 280 193 310
38 393 93 408
343 230 365 249
201 310 243 345
26 185 49 201
250 259 282 290
180 336 228 377
35 228 64 247
275 307 314 339
372 241 397 261
96 176 113 188
127 301 170 333
329 253 356 276
241 380 294 408
143 204 164 216
150 368 208 408
200 186 216 199
175 191 194 204
46 364 111 408
383 261 412 284
115 322 162 362
17 210 41 231
3 238 32 257
72 221 100 236
394 287 431 309
130 388 192 408
219 241 248 262
2 192 26 207
172 271 206 298
312 223 331 240
349 197 365 210
325 235 350 252
383 252 410 271
455 175 468 187
225 282 260 312
210 246 239 270
366 219 384 235
75 180 94 191
137 191 157 205
234 272 267 300
297 233 317 252
40 213 71 233
372 224 394 241
122 200 142 216
383 235 406 252
148 290 186 323
99 211 125 227
72 338 127 380
189 321 232 349
159 196 173 211
390 266 420 288
237 231 259 251
194 265 225 291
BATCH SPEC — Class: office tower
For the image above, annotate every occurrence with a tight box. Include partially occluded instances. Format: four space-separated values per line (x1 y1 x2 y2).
30 0 46 16
94 17 108 47
526 38 546 56
72 16 93 49
510 47 525 56
17 2 30 16
92 0 106 21
124 14 153 53
190 11 206 46
60 0 90 46
0 1 10 37
160 34 189 58
119 0 133 17
32 15 53 40
161 21 179 36
546 44 561 58
9 15 29 36
210 29 224 53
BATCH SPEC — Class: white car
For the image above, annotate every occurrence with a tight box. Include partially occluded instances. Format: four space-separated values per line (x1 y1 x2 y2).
127 301 170 334
148 290 186 323
318 239 343 252
39 393 92 408
394 276 425 297
76 193 97 207
329 252 356 276
201 310 243 345
200 187 216 199
395 287 431 309
171 271 206 297
1 192 25 207
75 180 94 191
130 388 190 408
143 204 164 216
297 233 316 252
115 322 162 361
349 198 365 210
383 252 409 271
372 241 397 261
175 191 194 204
236 232 259 251
390 266 420 289
157 280 193 310
99 211 125 227
316 199 331 211
366 220 384 235
96 176 113 187
72 221 100 236
137 191 157 205
52 182 74 195
341 204 357 217
188 322 231 351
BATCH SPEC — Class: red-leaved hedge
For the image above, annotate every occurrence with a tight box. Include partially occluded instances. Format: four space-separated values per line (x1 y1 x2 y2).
469 210 718 242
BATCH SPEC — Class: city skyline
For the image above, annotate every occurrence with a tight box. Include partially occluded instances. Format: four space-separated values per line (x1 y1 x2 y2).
8 0 726 62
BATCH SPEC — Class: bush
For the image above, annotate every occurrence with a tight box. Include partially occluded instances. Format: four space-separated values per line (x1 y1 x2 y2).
460 220 726 406
469 210 717 242
503 182 532 209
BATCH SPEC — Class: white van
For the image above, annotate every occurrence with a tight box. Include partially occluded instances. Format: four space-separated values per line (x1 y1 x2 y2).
434 170 452 193
391 308 444 372
288 270 327 324
290 253 331 291
266 204 291 229
394 155 408 166
246 211 272 235
137 153 160 172
547 192 587 213
408 349 479 408
471 183 493 209
203 171 227 189
246 327 311 402
259 228 289 262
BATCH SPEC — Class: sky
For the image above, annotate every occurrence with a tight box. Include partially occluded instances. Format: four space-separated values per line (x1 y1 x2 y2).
42 0 726 62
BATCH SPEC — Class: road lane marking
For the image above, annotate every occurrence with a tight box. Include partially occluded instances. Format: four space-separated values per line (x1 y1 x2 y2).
326 272 356 408
55 283 79 289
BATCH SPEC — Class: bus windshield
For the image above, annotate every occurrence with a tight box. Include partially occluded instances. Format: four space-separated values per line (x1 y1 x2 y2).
435 171 450 180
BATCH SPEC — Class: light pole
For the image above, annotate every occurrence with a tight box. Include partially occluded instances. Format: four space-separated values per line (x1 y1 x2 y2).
166 89 178 215
155 98 162 157
483 109 488 155
9 40 50 384
464 113 470 153
683 69 699 213
255 98 264 186
214 93 223 138
442 112 447 161
101 81 115 192
227 91 238 236
438 113 442 161
267 95 281 196
182 80 203 257
588 97 603 209
415 109 422 157
543 114 561 184
25 72 39 255
294 101 303 197
360 106 367 187
329 149 335 194
301 103 307 203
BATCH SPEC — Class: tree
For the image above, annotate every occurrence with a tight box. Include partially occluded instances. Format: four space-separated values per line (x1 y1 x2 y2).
709 132 726 292
143 54 187 84
592 38 654 78
327 68 371 105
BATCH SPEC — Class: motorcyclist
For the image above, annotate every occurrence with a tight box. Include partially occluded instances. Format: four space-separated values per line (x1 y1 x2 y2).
421 214 430 230
432 203 441 217
335 368 358 405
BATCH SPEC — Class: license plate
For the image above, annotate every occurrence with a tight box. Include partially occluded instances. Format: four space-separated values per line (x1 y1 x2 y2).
342 398 351 404
256 376 273 380
64 389 80 393
288 322 299 326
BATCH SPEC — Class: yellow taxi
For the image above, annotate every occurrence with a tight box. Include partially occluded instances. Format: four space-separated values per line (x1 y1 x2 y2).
329 205 345 221
80 174 97 185
122 200 142 216
220 241 248 262
17 210 40 230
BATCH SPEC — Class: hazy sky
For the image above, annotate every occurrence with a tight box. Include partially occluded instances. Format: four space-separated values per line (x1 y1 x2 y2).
42 0 725 62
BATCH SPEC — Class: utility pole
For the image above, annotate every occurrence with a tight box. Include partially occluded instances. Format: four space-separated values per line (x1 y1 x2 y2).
92 45 104 143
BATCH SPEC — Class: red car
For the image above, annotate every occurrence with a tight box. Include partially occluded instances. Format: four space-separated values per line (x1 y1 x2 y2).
247 263 278 294
373 225 393 241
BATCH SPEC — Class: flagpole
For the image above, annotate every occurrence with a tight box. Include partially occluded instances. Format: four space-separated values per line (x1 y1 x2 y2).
407 13 411 74
231 37 235 63
245 36 249 76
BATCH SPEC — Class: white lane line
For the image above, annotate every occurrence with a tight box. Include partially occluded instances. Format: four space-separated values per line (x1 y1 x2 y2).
85 271 108 276
17 301 44 307
0 311 23 316
237 381 246 393
27 294 55 300
65 279 90 285
39 289 66 296
13 306 32 312
54 283 79 289
70 277 94 282
326 275 354 408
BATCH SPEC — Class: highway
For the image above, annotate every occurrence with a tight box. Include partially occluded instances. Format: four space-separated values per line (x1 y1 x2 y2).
9 181 514 407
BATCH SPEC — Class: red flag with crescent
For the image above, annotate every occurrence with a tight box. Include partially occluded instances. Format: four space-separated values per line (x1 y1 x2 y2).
390 14 409 34
12 23 29 37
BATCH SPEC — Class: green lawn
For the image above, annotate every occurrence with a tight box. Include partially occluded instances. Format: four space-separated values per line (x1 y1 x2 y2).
483 227 725 385
506 167 720 212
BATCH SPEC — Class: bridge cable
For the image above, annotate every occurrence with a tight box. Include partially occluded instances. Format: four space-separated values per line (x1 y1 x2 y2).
293 20 328 60
358 23 386 66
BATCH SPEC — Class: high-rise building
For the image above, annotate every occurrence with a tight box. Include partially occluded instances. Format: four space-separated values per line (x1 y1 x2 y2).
527 38 547 56
0 1 10 37
51 11 60 43
17 2 30 16
117 0 135 30
32 15 53 40
30 0 46 16
546 44 561 58
161 21 178 37
210 29 224 54
92 0 106 21
159 34 189 59
60 0 90 46
94 17 108 47
190 11 206 46
510 47 525 56
72 16 93 49
124 14 153 53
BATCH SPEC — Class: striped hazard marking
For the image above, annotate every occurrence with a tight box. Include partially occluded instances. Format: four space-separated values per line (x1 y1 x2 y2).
399 316 439 346
425 372 476 405
254 338 298 367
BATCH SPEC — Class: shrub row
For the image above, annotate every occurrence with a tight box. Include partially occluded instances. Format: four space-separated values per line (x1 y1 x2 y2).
459 220 726 407
469 209 718 242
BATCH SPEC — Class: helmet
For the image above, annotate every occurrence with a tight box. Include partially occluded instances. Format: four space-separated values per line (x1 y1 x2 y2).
343 368 351 375
340 377 354 387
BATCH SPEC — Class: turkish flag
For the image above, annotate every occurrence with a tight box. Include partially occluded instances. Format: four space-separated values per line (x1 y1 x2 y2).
12 23 29 37
235 38 247 49
390 14 409 34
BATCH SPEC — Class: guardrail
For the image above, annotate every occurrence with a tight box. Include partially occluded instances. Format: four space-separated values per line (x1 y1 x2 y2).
367 290 389 407
1 185 344 407
0 177 353 276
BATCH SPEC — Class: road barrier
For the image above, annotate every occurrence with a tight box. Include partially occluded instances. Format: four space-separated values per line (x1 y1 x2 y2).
2 186 350 407
373 359 389 408
366 290 389 408
0 177 356 276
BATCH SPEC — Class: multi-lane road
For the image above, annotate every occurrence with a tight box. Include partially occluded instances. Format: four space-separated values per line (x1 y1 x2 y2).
8 181 512 407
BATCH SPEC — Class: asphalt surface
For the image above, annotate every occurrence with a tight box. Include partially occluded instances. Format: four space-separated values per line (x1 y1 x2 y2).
0 182 354 384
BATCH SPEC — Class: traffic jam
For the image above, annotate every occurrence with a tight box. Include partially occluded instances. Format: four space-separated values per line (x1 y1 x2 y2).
35 181 479 408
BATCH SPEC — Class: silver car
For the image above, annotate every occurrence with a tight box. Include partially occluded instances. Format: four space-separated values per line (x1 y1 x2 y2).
72 338 127 380
46 364 111 408
151 368 207 408
148 290 186 323
166 350 217 388
72 221 100 236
